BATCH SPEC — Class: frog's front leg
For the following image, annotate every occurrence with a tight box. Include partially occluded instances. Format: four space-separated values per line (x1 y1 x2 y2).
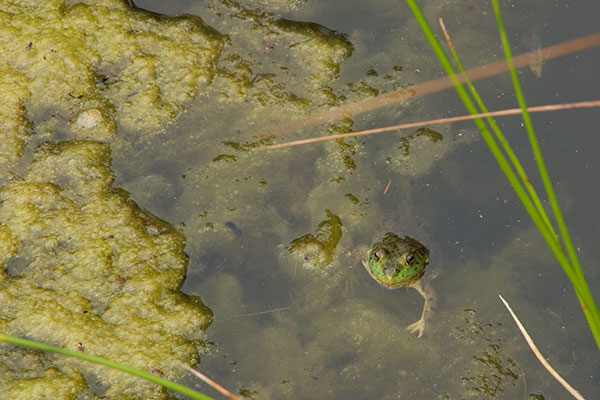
405 278 437 338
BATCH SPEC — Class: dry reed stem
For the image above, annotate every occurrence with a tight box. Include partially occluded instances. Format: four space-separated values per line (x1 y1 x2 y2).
254 33 600 139
256 100 600 150
182 364 241 400
231 305 291 317
498 295 585 400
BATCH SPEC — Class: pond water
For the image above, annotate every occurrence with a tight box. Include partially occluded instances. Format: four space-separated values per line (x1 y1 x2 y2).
116 0 600 398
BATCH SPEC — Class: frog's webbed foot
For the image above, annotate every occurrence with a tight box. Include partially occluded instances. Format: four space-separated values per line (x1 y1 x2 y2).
405 279 437 338
406 318 426 338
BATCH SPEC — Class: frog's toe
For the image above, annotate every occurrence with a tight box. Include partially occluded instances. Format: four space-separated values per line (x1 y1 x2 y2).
406 319 426 338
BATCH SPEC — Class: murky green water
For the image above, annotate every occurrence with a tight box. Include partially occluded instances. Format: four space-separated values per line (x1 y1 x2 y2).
2 0 599 398
119 0 600 399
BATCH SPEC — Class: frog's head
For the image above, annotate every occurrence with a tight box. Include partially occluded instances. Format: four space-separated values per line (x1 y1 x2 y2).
363 232 429 288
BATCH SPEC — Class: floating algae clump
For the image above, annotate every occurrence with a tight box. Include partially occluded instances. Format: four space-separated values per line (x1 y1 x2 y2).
286 210 343 271
0 2 222 395
0 141 213 399
0 0 224 178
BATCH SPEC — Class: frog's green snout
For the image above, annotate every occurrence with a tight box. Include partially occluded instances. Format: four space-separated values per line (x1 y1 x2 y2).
384 265 397 281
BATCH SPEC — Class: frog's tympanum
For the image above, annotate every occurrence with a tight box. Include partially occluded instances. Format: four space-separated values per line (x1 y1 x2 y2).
362 232 436 338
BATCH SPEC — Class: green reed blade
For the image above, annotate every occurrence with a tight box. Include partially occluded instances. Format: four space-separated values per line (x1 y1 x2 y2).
405 0 574 286
406 0 600 349
491 0 600 344
0 334 215 400
404 1 559 266
439 21 557 242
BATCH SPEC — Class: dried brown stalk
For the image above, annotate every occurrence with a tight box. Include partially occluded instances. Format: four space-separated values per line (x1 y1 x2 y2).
499 295 585 400
254 33 600 139
256 100 600 150
182 364 241 400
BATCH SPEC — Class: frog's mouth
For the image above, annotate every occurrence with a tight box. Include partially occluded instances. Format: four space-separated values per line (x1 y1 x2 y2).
395 269 426 288
381 259 428 288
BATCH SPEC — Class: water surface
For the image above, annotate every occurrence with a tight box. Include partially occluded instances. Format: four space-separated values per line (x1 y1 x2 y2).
120 0 600 398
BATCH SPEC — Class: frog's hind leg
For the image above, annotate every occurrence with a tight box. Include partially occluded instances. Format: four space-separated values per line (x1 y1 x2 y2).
405 278 437 338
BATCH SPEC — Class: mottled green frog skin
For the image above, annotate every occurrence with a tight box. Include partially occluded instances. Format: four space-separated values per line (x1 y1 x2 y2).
362 232 436 338
364 232 429 288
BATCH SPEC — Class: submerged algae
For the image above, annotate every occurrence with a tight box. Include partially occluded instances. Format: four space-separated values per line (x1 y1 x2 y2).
173 10 356 265
286 209 343 271
0 141 212 398
0 3 359 397
0 1 510 399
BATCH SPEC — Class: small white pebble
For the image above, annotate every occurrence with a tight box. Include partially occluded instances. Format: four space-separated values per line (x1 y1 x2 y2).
73 109 103 130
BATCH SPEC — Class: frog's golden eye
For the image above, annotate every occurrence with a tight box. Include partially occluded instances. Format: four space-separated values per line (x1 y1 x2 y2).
406 253 415 265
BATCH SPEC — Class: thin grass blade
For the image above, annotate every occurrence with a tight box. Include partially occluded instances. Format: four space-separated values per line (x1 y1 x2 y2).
491 0 600 346
437 18 557 240
0 334 215 400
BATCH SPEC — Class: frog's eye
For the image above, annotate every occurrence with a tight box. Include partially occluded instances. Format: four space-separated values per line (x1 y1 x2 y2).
373 251 381 262
406 253 415 265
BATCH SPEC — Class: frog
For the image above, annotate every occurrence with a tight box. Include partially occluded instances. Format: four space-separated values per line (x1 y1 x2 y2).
360 232 436 338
